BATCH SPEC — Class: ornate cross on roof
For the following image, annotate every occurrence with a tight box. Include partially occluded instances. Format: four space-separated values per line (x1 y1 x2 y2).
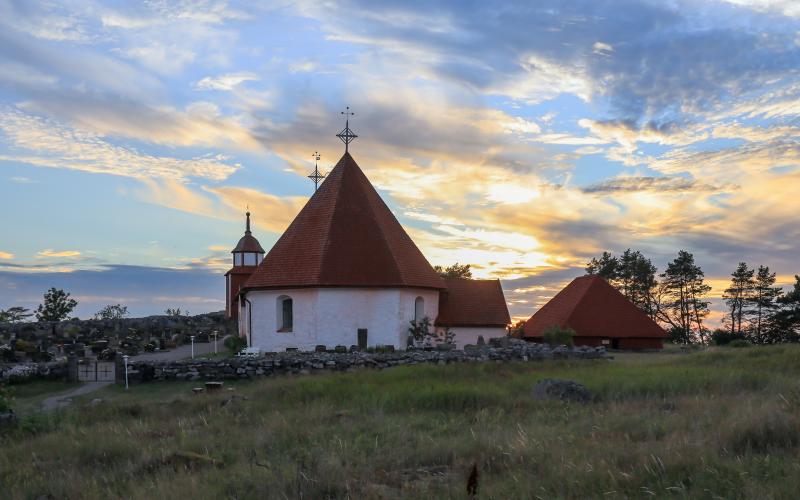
336 106 357 152
307 151 326 191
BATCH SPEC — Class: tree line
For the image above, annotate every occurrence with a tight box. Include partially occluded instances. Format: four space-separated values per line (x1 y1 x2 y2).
586 250 800 344
1 287 192 326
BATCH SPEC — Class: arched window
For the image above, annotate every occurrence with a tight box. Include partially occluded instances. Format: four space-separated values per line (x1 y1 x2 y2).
414 296 424 324
277 295 293 332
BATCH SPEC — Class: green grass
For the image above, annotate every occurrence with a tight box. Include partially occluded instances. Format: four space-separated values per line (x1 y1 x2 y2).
3 346 800 498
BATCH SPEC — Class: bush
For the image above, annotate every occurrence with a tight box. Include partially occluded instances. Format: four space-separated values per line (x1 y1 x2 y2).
711 329 746 346
542 325 575 347
729 339 752 348
224 335 247 353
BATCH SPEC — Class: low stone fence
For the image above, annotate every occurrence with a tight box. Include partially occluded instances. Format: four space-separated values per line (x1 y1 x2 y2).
123 341 609 384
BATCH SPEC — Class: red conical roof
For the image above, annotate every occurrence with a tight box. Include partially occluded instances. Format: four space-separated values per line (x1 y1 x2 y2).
521 275 667 339
242 152 446 291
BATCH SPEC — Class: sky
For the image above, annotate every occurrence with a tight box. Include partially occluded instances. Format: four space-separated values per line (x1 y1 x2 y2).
0 0 798 324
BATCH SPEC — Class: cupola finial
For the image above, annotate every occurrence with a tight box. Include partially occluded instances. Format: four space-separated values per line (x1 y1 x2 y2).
245 210 251 234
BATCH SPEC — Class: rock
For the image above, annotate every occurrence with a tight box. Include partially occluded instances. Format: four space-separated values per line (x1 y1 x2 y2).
89 398 103 406
532 379 593 404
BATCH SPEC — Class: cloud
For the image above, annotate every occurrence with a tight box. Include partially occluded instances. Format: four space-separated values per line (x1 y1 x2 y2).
0 108 239 182
36 250 82 258
9 176 36 184
0 252 14 260
583 176 729 194
292 0 800 120
195 72 260 91
208 186 308 234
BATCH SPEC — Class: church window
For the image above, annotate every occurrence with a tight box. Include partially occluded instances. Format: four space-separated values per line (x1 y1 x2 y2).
414 296 424 324
277 296 293 332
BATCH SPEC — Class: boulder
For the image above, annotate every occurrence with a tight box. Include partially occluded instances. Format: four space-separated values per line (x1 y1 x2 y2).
532 378 593 404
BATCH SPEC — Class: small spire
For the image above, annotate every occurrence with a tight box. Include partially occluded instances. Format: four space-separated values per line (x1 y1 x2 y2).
336 106 357 153
307 151 326 191
245 211 251 234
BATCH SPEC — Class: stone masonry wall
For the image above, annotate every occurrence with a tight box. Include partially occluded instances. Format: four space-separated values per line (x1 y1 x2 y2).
124 340 609 384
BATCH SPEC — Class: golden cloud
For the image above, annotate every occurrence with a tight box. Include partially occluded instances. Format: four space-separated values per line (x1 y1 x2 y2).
36 249 82 258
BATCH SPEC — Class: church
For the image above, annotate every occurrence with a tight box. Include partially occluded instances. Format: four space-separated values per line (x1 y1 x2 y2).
225 119 510 351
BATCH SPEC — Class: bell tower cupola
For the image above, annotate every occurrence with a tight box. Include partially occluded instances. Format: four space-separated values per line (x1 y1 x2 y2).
225 211 265 320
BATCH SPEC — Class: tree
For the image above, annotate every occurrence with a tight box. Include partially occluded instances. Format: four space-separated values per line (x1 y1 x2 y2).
94 304 129 320
586 249 658 319
745 266 783 343
722 262 754 337
165 308 188 317
35 288 78 323
774 275 800 342
1 306 33 324
658 251 711 344
585 251 618 279
434 263 472 279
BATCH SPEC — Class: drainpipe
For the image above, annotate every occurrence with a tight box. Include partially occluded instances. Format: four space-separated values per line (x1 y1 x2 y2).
242 295 253 347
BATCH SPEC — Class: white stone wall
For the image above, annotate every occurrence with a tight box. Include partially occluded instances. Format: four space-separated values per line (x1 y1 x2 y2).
440 326 508 349
240 287 440 351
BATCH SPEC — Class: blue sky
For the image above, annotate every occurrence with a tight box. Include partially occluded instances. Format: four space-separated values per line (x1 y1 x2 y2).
0 0 798 323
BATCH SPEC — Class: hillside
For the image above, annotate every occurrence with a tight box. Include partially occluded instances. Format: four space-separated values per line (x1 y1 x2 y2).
3 347 800 498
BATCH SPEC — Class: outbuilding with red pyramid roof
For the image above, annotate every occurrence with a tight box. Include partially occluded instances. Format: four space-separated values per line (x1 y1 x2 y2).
520 275 667 349
232 151 510 351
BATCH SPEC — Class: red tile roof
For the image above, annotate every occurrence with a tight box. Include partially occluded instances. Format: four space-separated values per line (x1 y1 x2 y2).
242 152 446 291
521 275 667 339
436 278 511 327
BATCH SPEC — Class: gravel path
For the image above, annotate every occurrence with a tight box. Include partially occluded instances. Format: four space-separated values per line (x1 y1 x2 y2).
132 337 227 362
40 382 112 412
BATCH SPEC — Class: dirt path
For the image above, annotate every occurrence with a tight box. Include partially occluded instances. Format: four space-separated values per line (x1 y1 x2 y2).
39 381 112 412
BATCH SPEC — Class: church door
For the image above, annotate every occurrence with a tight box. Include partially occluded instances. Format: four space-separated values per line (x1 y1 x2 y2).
357 329 368 349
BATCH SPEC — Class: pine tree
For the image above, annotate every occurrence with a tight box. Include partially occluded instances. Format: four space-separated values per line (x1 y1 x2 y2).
586 249 657 319
746 266 783 343
659 250 711 344
585 252 618 280
722 262 754 337
774 275 800 342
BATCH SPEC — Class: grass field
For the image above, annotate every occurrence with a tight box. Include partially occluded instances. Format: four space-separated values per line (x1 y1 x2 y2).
3 346 800 499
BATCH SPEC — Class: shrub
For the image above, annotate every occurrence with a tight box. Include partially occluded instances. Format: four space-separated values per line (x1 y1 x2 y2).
542 325 575 347
729 339 752 348
224 335 247 354
711 329 746 346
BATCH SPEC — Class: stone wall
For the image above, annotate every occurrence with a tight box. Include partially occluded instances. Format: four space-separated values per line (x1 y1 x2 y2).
0 361 68 383
124 340 609 383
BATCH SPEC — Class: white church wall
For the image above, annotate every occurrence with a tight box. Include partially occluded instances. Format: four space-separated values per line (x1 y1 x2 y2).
398 288 440 346
243 287 440 351
440 326 507 349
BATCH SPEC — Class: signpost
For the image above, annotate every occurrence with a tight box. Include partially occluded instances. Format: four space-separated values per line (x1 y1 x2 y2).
190 335 195 360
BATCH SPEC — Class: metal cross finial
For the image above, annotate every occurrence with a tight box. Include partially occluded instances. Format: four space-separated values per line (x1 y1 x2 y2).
307 151 326 192
336 106 357 152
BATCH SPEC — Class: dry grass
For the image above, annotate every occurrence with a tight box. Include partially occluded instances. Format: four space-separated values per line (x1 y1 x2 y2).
3 346 800 499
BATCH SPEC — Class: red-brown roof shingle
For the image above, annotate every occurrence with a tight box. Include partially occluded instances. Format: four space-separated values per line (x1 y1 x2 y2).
521 275 667 339
436 278 510 327
242 152 446 291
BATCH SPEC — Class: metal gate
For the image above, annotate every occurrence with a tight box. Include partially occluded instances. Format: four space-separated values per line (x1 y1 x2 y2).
77 361 116 382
